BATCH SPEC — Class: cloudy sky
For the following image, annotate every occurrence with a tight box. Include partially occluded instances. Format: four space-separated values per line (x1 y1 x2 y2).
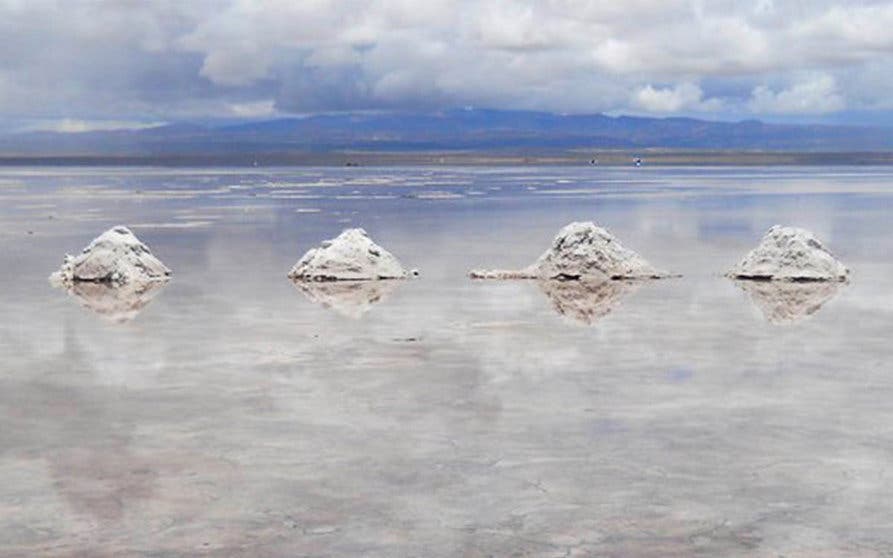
2 0 893 131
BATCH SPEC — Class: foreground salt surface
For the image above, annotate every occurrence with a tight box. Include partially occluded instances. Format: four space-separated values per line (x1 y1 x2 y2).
288 228 411 281
470 221 670 280
6 167 893 557
50 226 171 285
727 225 848 282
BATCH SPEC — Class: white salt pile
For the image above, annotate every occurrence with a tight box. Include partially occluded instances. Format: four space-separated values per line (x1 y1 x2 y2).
735 280 841 324
727 225 848 282
288 228 412 281
469 221 670 280
292 280 400 319
50 226 171 285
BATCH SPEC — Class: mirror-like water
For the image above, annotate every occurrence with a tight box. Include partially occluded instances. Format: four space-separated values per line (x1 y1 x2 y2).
1 166 891 556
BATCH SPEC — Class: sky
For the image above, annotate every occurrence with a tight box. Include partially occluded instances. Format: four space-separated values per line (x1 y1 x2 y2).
2 0 893 131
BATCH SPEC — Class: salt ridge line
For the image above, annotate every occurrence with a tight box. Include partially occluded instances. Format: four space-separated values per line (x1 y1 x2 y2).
47 223 850 288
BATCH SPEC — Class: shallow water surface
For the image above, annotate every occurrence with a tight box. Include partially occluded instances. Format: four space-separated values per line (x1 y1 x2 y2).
1 166 892 557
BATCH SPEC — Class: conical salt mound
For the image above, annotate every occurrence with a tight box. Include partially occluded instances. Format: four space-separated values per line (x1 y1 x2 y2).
470 222 670 280
288 228 410 281
727 226 848 282
50 226 171 285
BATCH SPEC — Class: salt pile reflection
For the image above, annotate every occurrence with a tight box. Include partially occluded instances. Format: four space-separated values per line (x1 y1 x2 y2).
291 279 401 318
537 279 639 325
55 280 168 323
735 280 843 324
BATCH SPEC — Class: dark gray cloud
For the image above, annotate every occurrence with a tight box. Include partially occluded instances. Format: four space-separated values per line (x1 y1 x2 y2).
2 0 893 130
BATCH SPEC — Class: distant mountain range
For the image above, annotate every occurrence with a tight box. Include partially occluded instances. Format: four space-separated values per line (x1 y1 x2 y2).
2 109 893 158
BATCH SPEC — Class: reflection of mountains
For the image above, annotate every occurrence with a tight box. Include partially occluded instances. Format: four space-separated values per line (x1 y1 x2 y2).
57 280 168 323
537 279 639 325
292 279 400 318
735 280 843 324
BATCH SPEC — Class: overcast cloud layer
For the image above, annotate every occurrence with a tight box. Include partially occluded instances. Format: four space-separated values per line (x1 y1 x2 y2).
3 0 893 130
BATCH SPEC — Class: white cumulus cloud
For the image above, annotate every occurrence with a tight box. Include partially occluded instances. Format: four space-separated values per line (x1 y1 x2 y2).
0 0 891 124
749 74 845 114
632 83 722 113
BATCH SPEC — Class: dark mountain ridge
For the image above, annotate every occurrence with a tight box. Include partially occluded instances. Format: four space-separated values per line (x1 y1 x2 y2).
1 109 891 157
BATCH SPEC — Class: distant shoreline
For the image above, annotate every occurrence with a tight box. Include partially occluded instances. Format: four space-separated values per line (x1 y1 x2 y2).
2 150 893 167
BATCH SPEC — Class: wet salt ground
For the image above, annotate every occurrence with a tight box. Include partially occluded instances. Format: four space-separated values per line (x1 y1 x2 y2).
1 166 893 556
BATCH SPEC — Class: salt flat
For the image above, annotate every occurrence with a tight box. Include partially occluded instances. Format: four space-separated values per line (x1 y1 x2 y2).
0 166 891 557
